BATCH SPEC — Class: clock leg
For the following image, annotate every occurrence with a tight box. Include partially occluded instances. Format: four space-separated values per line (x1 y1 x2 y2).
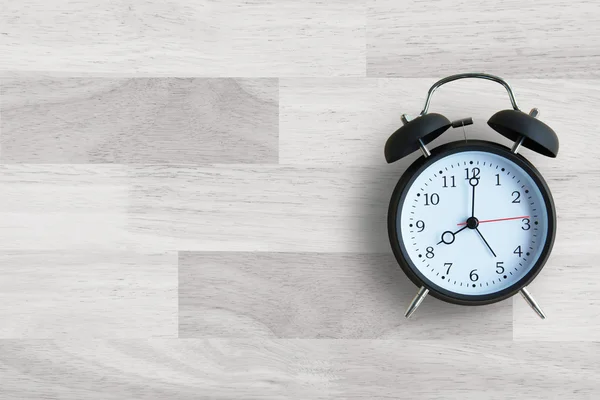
519 287 546 319
404 286 429 319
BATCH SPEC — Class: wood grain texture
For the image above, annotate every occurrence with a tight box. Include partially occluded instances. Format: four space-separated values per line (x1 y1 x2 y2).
0 252 177 338
0 0 365 77
127 164 392 253
179 252 512 339
280 78 600 169
2 0 600 396
3 162 597 257
126 164 597 257
0 339 598 399
1 78 278 163
0 165 131 250
1 115 598 344
367 0 600 77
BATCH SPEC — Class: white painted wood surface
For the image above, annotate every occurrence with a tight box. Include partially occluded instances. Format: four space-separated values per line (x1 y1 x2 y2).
0 1 365 77
280 79 600 169
1 78 278 163
0 340 598 399
2 163 594 255
179 252 511 339
367 0 600 77
1 0 599 398
0 252 177 338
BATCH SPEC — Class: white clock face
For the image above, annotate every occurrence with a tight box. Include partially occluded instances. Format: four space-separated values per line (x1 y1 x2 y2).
397 149 551 296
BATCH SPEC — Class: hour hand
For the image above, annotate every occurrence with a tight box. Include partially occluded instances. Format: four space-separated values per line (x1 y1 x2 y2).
437 225 468 245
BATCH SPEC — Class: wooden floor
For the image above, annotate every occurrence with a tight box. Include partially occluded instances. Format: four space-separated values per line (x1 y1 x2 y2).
1 1 599 398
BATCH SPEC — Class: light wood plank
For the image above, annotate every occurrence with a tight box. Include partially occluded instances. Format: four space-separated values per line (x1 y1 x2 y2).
0 252 177 338
0 0 598 396
0 339 597 399
127 164 393 253
127 164 596 255
1 78 278 163
280 78 600 169
367 0 600 77
0 163 595 259
0 165 131 250
0 1 365 77
179 252 512 339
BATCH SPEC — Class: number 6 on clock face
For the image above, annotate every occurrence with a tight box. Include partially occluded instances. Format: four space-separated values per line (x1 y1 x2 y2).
388 141 556 305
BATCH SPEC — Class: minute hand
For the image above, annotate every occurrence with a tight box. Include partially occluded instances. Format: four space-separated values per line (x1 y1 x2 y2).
475 228 497 257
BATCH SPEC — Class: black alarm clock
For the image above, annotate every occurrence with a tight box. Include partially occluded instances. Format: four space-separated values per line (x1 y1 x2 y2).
385 73 558 319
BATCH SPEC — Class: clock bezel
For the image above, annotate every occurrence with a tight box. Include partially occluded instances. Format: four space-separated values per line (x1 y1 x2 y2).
387 140 556 306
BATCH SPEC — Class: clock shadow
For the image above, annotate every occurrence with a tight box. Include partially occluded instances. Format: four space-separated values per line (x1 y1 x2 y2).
354 152 513 339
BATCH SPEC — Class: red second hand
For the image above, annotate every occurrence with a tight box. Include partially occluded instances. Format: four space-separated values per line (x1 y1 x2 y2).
457 215 530 226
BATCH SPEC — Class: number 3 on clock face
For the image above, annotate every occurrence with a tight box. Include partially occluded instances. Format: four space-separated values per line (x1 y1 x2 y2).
388 141 556 305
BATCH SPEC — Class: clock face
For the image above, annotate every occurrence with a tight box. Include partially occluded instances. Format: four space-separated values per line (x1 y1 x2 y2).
390 142 555 303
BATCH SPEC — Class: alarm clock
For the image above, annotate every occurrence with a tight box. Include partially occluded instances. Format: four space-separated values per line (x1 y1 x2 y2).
385 73 558 319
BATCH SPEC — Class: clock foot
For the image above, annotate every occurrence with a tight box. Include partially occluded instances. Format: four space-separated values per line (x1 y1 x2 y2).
405 286 429 319
519 287 546 319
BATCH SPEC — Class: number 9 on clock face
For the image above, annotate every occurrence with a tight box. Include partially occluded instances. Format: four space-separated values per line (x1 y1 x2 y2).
388 141 556 305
